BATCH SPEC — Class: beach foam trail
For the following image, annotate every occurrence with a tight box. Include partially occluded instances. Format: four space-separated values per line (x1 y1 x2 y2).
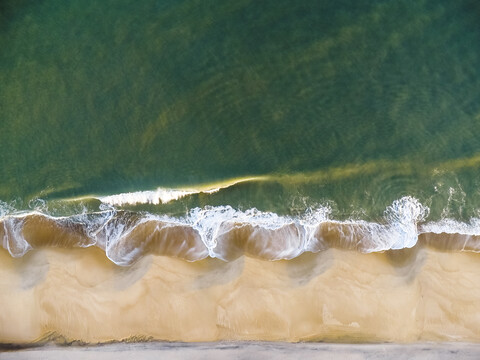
3 196 480 265
0 196 433 265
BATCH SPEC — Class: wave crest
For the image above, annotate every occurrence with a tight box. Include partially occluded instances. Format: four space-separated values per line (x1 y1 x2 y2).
2 197 480 265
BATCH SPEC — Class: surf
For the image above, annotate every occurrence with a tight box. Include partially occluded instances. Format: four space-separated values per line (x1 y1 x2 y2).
2 196 480 266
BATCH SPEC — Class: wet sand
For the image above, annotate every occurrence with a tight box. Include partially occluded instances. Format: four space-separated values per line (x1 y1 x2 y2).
2 342 480 360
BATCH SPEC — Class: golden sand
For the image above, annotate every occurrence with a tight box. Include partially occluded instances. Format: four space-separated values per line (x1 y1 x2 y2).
1 245 479 344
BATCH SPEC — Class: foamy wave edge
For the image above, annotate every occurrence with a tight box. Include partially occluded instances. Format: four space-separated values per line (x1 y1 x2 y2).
2 196 480 266
95 176 268 205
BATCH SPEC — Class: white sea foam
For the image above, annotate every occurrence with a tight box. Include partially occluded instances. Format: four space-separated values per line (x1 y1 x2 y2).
0 200 17 218
300 206 332 251
420 218 480 236
97 177 266 206
10 196 480 265
2 217 31 257
383 196 429 249
99 188 198 206
185 206 303 258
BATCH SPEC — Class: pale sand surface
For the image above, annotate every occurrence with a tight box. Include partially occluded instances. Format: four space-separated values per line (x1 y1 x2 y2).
1 245 480 343
2 342 480 360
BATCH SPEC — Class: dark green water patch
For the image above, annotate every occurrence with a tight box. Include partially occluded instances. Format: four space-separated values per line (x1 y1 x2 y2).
1 0 480 217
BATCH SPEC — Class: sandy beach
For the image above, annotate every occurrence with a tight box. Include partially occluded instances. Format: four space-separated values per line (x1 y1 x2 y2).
2 244 480 344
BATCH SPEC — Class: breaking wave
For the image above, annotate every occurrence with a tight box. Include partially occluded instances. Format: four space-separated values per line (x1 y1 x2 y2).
2 196 479 266
95 176 268 206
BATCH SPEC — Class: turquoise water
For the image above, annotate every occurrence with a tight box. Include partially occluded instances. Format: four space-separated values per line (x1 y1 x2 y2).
1 0 480 223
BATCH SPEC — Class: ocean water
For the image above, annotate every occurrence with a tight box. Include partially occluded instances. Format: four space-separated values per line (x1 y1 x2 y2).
1 0 480 344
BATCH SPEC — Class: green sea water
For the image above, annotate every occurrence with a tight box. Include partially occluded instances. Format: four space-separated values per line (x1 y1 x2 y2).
1 0 480 222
